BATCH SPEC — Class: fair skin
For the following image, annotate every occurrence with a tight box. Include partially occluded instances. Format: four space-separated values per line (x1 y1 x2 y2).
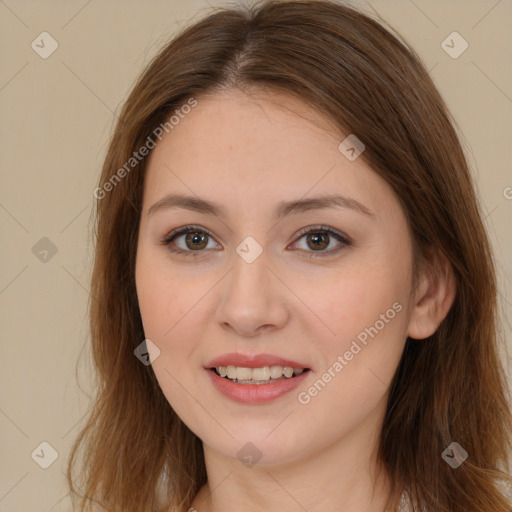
135 88 456 512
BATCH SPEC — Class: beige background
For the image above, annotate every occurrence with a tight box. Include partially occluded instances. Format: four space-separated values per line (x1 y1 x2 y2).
0 0 511 510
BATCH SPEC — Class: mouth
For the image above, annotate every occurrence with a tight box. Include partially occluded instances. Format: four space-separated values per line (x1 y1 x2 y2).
204 353 312 403
209 365 311 385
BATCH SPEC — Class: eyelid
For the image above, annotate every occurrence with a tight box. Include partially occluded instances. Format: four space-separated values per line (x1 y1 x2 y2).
162 224 215 245
161 224 351 257
293 225 351 244
288 225 351 258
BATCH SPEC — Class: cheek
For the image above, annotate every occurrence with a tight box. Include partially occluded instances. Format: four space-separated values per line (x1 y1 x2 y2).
135 247 192 338
136 256 206 429
135 254 200 413
296 258 408 404
298 257 407 345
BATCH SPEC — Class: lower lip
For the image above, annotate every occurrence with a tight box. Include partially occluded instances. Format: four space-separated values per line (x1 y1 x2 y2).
205 368 311 404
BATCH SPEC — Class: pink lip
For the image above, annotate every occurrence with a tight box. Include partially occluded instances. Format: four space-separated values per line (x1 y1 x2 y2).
205 367 311 404
205 352 310 369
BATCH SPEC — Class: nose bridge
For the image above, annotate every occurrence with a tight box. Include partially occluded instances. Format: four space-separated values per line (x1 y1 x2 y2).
215 238 288 334
229 238 271 301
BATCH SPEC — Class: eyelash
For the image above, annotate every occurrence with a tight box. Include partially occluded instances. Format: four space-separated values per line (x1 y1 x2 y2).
161 224 351 259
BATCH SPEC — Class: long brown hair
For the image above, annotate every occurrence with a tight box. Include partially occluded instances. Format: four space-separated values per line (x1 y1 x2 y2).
66 1 512 510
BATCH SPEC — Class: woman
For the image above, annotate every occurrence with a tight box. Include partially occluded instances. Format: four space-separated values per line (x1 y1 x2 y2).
67 1 512 510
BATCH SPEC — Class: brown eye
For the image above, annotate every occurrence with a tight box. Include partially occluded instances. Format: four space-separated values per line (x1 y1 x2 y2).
162 225 219 257
162 224 351 259
183 231 209 250
305 232 329 251
292 225 351 258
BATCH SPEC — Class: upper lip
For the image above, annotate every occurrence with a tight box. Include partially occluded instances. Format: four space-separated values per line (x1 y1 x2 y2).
205 352 310 369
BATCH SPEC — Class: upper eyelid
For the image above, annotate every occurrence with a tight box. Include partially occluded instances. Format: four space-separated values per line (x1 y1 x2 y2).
163 225 215 243
164 224 349 247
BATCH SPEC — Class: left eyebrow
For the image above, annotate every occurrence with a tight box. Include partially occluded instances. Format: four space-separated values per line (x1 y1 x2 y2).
274 194 375 219
147 193 375 219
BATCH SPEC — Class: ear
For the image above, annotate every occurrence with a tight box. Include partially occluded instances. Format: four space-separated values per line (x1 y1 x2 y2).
407 248 457 340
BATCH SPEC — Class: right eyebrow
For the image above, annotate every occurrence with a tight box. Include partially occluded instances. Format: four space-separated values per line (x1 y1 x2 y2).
147 192 375 220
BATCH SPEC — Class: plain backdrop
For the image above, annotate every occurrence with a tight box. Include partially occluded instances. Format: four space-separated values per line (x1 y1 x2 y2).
0 0 511 510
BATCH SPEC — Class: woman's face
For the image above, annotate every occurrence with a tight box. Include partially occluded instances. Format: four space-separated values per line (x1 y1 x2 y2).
135 88 416 466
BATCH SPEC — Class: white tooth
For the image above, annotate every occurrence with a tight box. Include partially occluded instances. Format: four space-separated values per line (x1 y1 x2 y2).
235 367 253 380
220 365 305 381
252 366 271 381
226 365 237 379
283 367 293 378
270 365 284 379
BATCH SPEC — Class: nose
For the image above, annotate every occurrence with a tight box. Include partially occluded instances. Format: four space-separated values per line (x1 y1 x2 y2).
214 248 290 338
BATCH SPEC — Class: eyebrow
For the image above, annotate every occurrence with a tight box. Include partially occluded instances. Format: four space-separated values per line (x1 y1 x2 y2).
147 193 375 219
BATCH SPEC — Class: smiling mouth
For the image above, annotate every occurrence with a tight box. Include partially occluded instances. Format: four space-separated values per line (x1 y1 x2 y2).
210 366 311 385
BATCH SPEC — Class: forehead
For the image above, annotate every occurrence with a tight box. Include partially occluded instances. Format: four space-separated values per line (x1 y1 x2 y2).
142 88 400 225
